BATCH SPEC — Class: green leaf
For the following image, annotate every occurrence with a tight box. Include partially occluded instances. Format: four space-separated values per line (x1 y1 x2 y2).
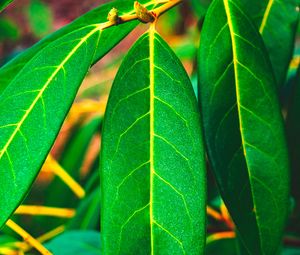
0 0 13 12
0 1 146 229
101 30 206 254
0 0 150 94
45 230 101 255
240 0 299 86
27 0 53 38
286 65 300 206
198 0 290 254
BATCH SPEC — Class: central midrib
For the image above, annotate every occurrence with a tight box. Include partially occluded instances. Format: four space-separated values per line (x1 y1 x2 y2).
149 26 155 254
259 0 274 34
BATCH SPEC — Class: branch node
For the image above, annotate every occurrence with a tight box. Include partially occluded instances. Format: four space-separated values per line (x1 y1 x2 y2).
107 7 121 24
134 1 155 23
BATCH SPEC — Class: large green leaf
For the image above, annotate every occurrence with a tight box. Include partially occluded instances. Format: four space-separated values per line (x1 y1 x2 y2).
0 0 153 94
198 0 289 254
240 0 299 87
101 30 206 254
0 0 13 12
0 0 153 229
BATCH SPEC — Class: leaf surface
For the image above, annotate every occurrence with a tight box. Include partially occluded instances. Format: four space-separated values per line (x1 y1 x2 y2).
0 0 150 229
101 30 206 254
240 0 299 86
198 0 290 254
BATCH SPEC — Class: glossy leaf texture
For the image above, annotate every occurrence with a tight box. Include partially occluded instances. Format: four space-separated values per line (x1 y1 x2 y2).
0 0 150 229
0 0 153 94
198 0 289 254
101 30 206 254
240 0 299 86
0 0 13 12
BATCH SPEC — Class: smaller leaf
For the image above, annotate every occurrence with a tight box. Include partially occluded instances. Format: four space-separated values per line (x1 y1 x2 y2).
45 231 101 255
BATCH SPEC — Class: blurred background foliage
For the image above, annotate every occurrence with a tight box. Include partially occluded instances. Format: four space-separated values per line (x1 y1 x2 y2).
0 0 300 254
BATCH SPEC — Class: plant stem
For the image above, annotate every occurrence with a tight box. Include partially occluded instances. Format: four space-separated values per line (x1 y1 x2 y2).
14 205 75 218
206 231 235 244
5 220 52 255
44 156 85 198
22 225 65 253
99 0 183 30
152 0 182 17
207 206 223 221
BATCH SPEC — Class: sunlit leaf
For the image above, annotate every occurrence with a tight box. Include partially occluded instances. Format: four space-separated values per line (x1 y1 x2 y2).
101 29 206 254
